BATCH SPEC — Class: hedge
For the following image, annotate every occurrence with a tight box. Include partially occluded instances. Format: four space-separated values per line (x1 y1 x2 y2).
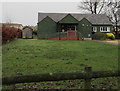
1 26 22 44
106 33 115 40
92 32 107 40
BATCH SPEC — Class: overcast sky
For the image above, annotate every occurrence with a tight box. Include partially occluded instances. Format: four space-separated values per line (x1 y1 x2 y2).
2 2 84 26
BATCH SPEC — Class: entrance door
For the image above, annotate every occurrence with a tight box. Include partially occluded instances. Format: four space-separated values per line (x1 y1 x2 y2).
67 25 76 37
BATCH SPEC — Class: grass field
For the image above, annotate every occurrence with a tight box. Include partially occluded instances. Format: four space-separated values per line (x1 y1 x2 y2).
2 39 119 89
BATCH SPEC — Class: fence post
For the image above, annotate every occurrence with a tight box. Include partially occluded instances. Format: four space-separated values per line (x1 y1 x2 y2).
77 32 79 40
58 32 61 40
84 66 92 89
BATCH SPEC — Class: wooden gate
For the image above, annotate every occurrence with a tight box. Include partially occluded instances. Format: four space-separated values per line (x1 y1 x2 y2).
67 31 77 40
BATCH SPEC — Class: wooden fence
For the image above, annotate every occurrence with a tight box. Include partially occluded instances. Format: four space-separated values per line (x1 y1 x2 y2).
2 67 120 89
38 31 84 40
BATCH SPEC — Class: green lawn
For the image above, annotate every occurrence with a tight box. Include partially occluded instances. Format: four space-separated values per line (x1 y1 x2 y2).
2 39 119 89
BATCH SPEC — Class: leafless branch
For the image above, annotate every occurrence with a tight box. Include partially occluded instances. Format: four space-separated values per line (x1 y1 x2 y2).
78 0 105 14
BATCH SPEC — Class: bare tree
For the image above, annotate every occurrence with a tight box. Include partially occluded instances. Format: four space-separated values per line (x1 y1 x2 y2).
4 18 12 27
78 0 105 14
105 1 120 38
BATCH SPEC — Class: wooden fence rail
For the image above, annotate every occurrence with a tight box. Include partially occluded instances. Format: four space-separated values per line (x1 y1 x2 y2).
2 67 120 89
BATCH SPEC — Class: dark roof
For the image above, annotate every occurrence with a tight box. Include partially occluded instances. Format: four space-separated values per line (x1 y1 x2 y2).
38 13 112 25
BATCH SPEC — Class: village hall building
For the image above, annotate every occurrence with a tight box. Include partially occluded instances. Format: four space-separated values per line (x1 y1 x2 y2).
37 13 113 40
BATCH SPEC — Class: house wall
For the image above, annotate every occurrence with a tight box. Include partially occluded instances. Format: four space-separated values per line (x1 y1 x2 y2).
78 18 92 38
58 14 78 32
37 14 113 39
37 16 57 39
59 14 78 24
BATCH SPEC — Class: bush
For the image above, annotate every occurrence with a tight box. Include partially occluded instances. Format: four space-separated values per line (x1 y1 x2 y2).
33 30 37 35
92 32 106 40
1 26 22 44
17 29 22 38
106 33 115 40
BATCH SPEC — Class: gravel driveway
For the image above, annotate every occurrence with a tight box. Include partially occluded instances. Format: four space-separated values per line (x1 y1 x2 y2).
93 40 120 45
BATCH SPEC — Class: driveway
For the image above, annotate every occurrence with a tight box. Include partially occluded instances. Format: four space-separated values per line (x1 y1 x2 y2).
93 40 120 45
103 40 120 45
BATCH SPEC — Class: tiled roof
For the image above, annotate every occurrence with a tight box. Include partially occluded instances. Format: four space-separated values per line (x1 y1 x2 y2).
38 13 112 25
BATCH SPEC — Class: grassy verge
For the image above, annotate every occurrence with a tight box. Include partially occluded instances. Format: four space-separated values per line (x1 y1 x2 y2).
2 39 118 89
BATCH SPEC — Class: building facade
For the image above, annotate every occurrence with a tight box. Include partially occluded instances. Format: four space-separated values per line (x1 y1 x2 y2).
37 13 113 39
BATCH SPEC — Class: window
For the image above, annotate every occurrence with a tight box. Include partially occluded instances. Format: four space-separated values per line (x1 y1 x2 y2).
104 27 107 31
82 24 84 26
100 27 104 32
100 27 110 32
92 27 97 32
107 27 110 32
88 34 91 37
67 25 76 30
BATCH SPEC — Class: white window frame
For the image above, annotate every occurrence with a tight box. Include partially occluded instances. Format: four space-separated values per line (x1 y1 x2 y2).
107 27 110 32
93 27 97 32
100 27 104 32
100 27 110 32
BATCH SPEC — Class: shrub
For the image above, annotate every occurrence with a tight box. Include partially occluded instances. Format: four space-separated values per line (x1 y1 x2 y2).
106 33 115 40
92 32 106 40
1 26 22 44
16 29 22 38
33 30 37 35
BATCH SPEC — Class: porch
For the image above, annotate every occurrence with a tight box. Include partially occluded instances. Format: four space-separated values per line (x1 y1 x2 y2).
57 23 78 38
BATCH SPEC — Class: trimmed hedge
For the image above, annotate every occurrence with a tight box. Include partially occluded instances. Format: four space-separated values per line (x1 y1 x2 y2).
92 32 106 40
1 26 22 44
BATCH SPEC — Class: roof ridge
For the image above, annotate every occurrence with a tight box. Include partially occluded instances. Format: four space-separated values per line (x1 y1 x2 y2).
38 13 112 25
